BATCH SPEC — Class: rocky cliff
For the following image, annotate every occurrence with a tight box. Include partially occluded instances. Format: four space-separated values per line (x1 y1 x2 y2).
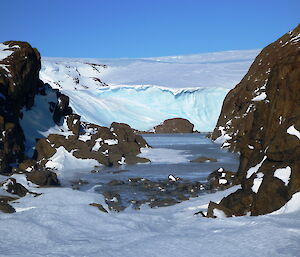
209 25 300 216
0 41 43 173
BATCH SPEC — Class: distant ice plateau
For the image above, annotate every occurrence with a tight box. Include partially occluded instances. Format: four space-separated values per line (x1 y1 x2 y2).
41 49 260 131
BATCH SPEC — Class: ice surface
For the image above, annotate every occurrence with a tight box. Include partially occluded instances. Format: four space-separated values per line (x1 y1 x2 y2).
139 147 191 164
274 166 291 186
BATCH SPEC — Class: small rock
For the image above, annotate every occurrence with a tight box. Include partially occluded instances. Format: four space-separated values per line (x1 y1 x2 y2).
190 156 217 163
0 202 15 213
89 203 108 213
1 178 28 197
107 180 125 186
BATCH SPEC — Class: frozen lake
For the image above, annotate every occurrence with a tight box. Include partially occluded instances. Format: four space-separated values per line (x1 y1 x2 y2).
60 133 239 188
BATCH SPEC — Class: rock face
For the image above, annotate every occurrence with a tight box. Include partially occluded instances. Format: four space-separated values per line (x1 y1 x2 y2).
153 118 194 133
209 25 300 216
0 41 43 173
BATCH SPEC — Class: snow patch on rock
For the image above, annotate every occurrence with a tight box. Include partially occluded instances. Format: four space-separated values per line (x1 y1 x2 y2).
274 166 291 186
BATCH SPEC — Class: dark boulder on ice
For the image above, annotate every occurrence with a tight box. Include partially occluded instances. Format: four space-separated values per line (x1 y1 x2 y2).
0 202 15 213
1 178 29 197
153 118 194 133
190 156 217 163
26 170 60 186
89 203 108 213
53 93 72 124
208 24 300 216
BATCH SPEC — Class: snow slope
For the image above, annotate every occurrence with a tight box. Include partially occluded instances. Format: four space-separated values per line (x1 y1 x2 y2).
41 50 259 131
1 179 300 257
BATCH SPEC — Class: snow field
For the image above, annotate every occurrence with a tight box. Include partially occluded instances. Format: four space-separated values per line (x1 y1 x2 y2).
1 182 300 257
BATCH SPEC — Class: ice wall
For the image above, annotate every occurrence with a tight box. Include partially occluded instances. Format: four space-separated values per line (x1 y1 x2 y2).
63 85 229 132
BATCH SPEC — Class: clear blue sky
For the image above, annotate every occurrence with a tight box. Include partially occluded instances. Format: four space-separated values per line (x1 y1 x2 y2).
1 0 299 58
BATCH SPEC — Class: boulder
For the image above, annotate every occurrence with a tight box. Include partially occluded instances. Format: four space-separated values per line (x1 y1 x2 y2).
153 118 194 133
1 178 28 197
190 156 217 163
207 168 237 190
26 170 60 186
0 202 15 213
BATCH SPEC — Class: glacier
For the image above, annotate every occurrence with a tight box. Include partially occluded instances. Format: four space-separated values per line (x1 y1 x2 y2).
62 86 229 132
41 49 259 131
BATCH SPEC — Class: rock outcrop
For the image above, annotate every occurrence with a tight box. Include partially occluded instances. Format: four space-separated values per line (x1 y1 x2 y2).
152 118 194 133
208 24 300 216
0 41 43 173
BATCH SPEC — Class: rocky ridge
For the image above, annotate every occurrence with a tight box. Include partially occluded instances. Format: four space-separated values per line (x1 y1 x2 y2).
208 24 300 216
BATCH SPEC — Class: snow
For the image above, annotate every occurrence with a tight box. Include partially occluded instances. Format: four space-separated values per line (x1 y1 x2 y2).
272 192 300 214
213 208 227 218
91 140 102 151
252 92 267 101
287 125 300 140
219 178 227 184
1 184 300 257
246 156 267 178
40 50 258 132
78 134 92 142
42 49 259 89
20 88 73 156
104 139 118 145
214 126 232 144
274 166 291 186
0 43 14 61
45 146 100 173
118 156 126 165
251 172 264 193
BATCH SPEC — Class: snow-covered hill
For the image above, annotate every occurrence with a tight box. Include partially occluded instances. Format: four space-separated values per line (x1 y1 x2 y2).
41 49 259 131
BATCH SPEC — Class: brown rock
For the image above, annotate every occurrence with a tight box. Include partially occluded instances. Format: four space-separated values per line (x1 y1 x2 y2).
1 178 28 197
207 168 237 190
190 156 217 163
0 202 15 213
153 118 194 133
89 203 108 213
26 170 60 186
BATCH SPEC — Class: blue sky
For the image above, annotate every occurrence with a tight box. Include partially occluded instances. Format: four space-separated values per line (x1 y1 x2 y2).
1 0 299 58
